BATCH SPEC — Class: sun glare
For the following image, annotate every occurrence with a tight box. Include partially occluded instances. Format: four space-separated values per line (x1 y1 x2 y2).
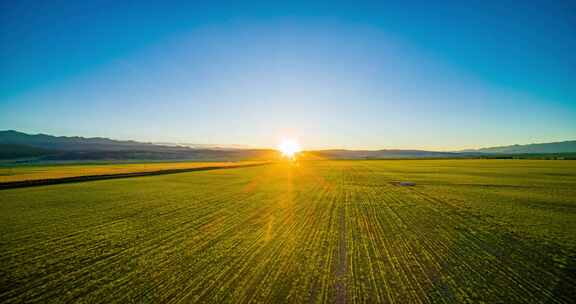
278 139 302 159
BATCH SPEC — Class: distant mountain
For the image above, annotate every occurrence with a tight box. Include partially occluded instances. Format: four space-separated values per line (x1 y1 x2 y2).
307 149 460 159
1 130 574 162
0 130 277 161
0 130 170 152
461 140 576 154
0 144 55 159
154 142 255 151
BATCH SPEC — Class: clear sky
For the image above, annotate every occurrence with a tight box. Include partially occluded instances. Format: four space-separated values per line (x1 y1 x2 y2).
1 0 575 150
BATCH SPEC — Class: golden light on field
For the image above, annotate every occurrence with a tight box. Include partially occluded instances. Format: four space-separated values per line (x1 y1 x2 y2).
278 139 301 159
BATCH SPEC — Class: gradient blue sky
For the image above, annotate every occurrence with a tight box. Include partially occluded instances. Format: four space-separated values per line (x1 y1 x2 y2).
1 0 575 150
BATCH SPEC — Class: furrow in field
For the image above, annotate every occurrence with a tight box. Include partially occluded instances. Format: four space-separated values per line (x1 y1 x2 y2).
175 165 339 303
401 186 574 303
362 187 432 302
349 165 505 302
2 161 574 303
2 191 259 303
102 183 297 303
357 163 572 303
363 172 526 302
335 175 348 304
343 165 436 303
0 178 249 257
0 170 277 303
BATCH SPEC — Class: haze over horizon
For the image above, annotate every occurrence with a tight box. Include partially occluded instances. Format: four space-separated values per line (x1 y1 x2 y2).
1 1 575 150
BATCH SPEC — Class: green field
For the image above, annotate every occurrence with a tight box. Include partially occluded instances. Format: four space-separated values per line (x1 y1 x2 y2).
0 161 265 184
1 160 575 303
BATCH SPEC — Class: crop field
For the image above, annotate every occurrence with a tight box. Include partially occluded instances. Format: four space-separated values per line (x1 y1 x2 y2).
1 160 575 303
0 161 265 184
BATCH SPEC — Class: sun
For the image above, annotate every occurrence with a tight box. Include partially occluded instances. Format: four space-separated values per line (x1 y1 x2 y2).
278 139 302 159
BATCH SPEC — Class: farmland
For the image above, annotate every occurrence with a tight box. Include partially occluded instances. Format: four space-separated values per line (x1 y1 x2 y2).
0 160 575 303
0 161 267 187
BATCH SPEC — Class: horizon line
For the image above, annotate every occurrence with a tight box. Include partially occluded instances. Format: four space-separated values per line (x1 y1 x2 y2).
1 129 574 152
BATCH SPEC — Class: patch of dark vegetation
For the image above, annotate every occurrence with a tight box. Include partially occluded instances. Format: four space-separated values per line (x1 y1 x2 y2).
390 181 416 187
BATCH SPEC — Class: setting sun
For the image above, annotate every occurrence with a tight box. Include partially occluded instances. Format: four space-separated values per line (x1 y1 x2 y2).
2 1 573 303
278 139 302 159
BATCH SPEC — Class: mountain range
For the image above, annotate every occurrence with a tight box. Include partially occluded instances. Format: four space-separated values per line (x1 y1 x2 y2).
0 130 277 161
461 141 576 154
1 130 574 162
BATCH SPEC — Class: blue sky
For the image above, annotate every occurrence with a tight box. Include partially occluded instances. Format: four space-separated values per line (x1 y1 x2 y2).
1 0 575 150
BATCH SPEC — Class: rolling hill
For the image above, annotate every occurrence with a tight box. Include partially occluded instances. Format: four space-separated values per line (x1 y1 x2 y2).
0 130 277 161
306 149 460 159
461 140 576 154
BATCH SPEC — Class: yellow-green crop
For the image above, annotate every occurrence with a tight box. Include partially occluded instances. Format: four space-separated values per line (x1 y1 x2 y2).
1 160 574 303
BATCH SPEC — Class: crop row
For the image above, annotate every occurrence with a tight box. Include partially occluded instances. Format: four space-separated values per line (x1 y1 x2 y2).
1 161 574 303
